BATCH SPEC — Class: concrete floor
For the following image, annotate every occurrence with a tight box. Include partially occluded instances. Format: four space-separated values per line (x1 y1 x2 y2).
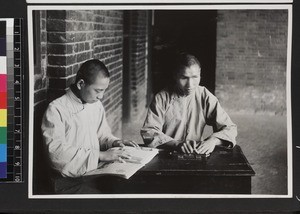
122 113 288 195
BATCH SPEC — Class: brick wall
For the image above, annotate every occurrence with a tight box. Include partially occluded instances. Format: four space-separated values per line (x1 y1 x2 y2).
128 11 149 121
46 10 95 102
33 9 150 193
93 10 124 135
34 10 124 136
215 10 288 115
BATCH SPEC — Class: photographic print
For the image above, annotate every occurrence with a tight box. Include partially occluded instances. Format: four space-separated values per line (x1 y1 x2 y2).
28 4 292 198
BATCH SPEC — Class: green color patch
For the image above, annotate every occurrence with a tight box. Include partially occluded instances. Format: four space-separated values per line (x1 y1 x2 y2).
0 127 6 144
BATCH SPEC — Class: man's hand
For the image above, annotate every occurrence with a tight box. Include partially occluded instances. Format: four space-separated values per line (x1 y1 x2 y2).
112 139 140 148
179 140 197 153
195 137 221 155
99 148 131 163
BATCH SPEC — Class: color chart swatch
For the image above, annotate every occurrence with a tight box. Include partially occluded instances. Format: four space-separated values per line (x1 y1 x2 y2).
0 20 7 178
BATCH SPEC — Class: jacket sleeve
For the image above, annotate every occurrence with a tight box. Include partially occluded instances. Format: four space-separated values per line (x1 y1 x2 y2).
204 91 238 148
96 103 120 150
140 94 174 148
41 104 100 177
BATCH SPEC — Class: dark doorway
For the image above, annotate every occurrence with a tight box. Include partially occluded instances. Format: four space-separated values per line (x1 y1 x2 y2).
151 10 217 94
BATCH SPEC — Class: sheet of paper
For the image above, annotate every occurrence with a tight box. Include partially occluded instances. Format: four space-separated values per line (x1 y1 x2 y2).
85 146 159 179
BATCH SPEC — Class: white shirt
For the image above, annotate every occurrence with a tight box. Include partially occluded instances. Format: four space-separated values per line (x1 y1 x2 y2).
41 89 119 177
141 86 237 148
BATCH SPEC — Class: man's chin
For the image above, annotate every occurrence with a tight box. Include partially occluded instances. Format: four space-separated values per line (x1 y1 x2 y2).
175 87 194 96
184 89 194 96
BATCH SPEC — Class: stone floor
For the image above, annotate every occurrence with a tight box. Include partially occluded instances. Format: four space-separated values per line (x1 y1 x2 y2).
122 112 289 195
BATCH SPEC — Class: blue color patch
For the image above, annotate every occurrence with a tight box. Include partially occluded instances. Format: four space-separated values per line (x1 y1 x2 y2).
0 144 6 162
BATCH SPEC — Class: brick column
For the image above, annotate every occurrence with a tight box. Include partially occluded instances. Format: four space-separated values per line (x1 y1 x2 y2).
46 10 94 101
45 10 124 136
128 11 149 122
93 10 124 136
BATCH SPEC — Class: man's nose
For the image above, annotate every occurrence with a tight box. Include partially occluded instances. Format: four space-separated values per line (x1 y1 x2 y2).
97 92 104 100
187 78 192 87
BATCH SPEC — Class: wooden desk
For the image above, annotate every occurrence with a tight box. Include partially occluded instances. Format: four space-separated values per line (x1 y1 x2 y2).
107 145 255 194
49 145 255 194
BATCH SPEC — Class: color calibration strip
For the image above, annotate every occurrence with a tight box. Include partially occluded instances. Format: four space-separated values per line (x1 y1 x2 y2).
0 18 23 183
0 21 7 179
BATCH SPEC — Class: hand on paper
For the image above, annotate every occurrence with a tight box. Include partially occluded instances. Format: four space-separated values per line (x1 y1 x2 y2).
99 149 132 163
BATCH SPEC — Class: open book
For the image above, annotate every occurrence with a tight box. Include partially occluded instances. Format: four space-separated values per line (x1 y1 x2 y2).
85 146 159 179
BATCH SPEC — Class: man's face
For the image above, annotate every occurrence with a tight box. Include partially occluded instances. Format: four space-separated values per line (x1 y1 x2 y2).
175 64 201 96
79 74 110 104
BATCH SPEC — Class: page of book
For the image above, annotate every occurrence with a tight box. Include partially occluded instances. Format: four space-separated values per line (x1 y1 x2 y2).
85 146 159 179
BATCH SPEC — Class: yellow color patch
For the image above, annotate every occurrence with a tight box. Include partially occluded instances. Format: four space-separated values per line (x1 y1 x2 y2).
0 109 7 127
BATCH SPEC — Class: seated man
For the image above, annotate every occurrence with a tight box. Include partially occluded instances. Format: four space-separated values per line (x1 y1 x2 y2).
141 53 237 155
41 59 137 193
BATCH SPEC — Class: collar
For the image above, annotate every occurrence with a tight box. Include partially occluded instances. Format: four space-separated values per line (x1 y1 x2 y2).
65 89 87 114
170 88 196 100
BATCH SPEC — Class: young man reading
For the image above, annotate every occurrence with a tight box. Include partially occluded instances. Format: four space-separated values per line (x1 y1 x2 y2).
141 53 237 155
41 59 138 193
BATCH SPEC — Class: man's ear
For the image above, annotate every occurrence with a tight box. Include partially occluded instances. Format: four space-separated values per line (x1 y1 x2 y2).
76 79 85 90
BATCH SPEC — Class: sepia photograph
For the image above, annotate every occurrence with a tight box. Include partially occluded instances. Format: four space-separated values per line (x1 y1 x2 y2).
28 4 292 198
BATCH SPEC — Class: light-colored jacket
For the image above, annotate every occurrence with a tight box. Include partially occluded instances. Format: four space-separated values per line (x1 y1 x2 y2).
41 89 119 177
141 86 237 148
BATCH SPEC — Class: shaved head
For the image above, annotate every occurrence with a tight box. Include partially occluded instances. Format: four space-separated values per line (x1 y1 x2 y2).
75 59 110 85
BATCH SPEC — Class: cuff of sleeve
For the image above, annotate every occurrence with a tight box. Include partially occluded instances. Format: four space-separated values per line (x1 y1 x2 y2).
148 134 174 148
87 149 101 172
107 137 121 149
211 132 236 148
